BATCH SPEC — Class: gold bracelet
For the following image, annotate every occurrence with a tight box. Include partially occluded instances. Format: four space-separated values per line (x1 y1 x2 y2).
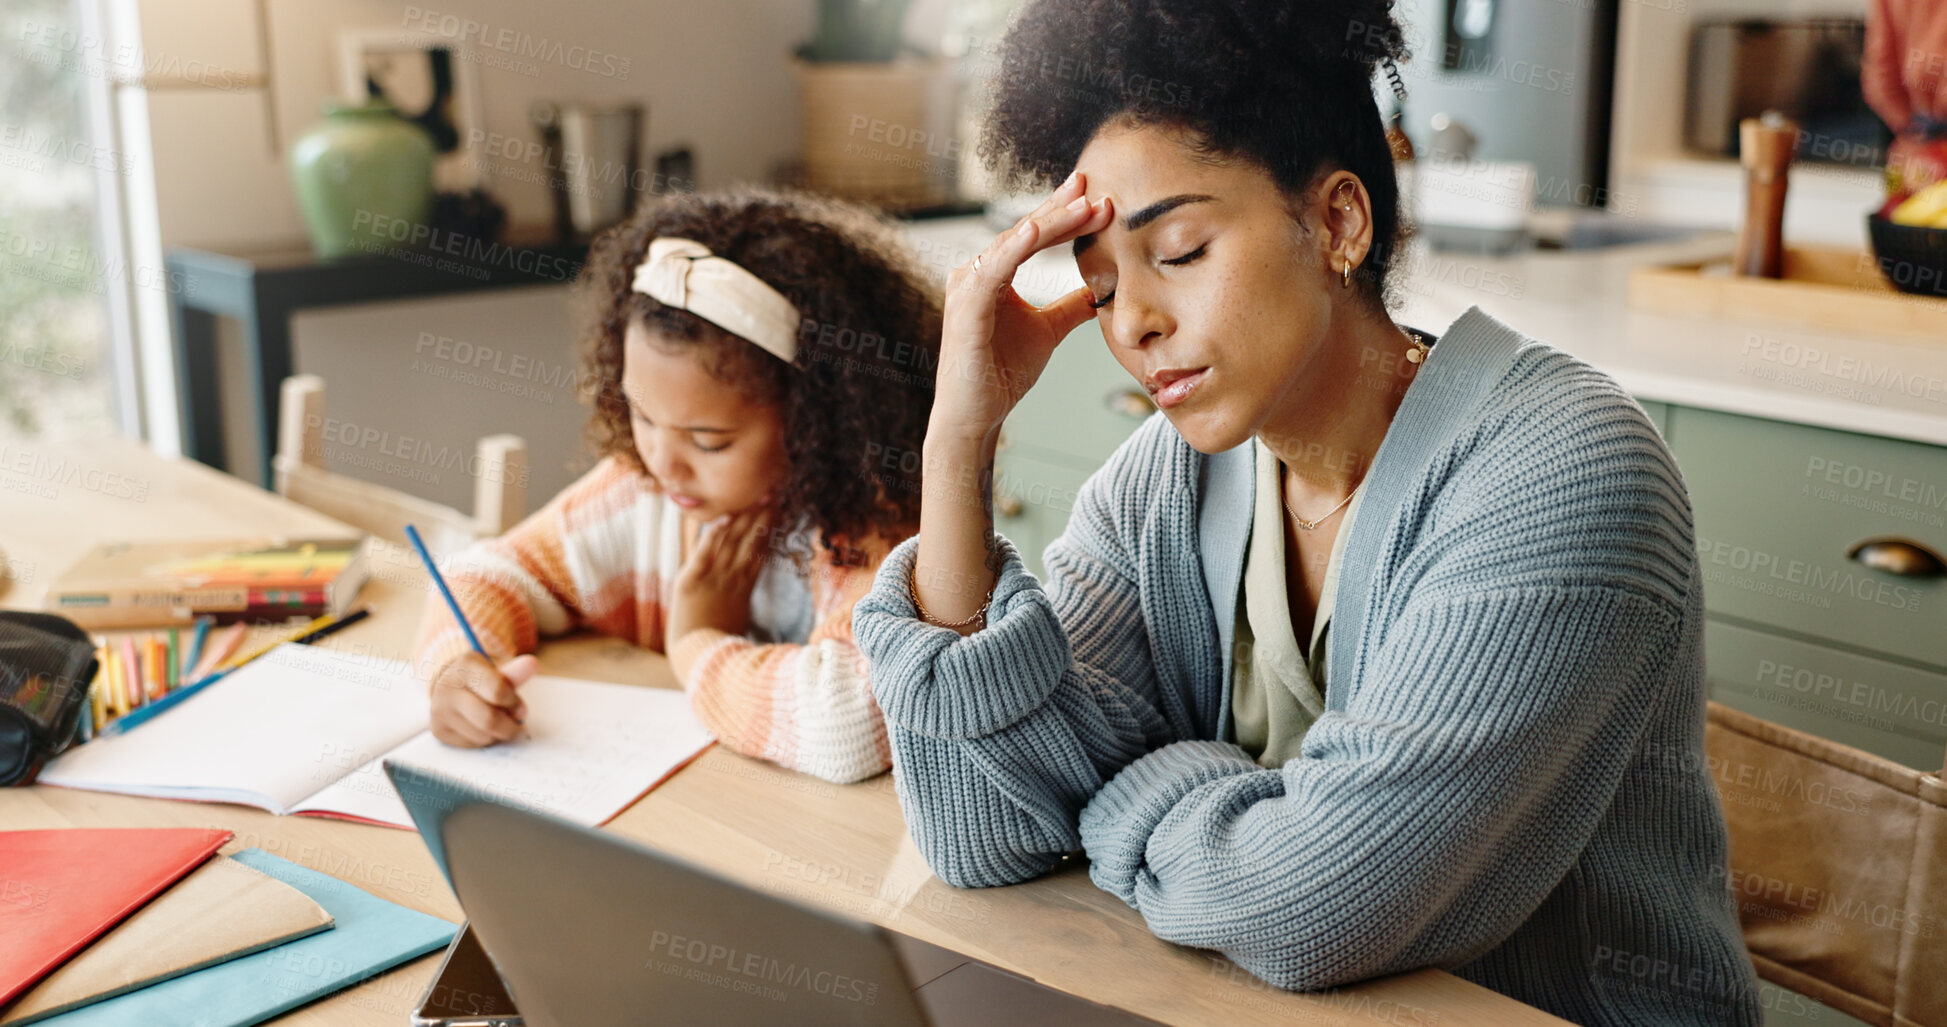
908 563 993 629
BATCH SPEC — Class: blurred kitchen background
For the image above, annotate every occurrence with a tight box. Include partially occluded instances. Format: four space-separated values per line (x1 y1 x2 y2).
1 0 1913 489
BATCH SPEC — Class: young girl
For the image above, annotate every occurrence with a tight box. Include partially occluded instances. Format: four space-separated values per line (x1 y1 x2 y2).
412 187 941 784
853 0 1762 1023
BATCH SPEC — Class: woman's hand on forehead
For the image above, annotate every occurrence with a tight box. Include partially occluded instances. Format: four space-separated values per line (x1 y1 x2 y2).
929 171 1114 438
952 171 1113 302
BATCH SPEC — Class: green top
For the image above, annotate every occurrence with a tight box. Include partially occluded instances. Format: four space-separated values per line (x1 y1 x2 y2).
1230 438 1364 767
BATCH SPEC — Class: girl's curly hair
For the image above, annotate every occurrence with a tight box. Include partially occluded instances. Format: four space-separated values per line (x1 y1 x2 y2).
980 0 1412 308
575 187 942 561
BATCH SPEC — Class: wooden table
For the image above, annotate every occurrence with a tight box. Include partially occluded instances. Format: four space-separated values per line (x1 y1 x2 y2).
0 437 1571 1026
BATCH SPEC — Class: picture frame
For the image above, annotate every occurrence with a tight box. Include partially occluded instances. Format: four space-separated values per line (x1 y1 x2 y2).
335 28 486 191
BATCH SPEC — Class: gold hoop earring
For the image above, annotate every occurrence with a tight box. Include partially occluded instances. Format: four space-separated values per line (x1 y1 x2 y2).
1341 261 1352 288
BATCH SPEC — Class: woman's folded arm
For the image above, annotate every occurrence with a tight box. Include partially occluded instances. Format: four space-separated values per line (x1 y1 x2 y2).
1079 583 1682 991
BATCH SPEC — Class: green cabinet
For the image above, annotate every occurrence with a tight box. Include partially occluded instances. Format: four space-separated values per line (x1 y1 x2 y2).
992 452 1091 578
1663 405 1947 772
995 320 1153 577
1704 619 1947 771
1639 399 1670 438
1671 407 1946 670
1001 321 1151 469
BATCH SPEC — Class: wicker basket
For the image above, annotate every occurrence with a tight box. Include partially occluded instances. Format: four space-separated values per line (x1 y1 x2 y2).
793 57 950 211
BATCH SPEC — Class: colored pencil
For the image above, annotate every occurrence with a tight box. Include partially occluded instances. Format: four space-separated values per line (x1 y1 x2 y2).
91 662 107 733
78 649 103 742
100 669 219 737
104 642 119 716
166 628 179 691
183 617 211 682
105 645 122 718
221 614 332 673
118 636 141 713
405 525 487 657
146 638 163 700
88 662 104 736
193 623 248 679
290 607 369 645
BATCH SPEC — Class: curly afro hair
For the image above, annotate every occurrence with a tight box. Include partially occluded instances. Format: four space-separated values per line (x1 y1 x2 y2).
981 0 1411 307
575 187 942 563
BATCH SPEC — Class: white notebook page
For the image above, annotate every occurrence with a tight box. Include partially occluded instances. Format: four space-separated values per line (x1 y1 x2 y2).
295 674 714 828
40 644 427 812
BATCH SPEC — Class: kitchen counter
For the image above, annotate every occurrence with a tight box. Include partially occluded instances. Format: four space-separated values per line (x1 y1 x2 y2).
901 217 1947 448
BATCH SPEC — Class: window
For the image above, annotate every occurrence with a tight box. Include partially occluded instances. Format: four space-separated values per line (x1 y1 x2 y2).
0 0 123 443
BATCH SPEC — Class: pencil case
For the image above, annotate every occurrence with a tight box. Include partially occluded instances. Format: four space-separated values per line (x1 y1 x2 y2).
0 611 98 785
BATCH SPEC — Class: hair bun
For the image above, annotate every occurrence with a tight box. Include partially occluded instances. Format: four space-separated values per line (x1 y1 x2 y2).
1176 0 1408 97
1328 0 1409 72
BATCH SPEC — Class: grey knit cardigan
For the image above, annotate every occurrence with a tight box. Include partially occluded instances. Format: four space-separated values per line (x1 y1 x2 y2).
854 307 1763 1026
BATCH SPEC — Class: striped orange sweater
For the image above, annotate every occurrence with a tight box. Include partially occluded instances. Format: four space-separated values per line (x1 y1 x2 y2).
411 456 892 783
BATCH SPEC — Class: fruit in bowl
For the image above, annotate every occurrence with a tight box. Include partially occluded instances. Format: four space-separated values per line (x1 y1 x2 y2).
1888 179 1947 228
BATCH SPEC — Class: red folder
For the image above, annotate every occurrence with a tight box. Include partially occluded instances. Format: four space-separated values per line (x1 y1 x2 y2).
0 827 231 1006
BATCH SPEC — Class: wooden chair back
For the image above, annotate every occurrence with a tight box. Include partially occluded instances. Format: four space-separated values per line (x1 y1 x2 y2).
272 374 527 557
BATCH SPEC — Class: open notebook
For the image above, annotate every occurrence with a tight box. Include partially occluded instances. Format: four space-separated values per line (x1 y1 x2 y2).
39 644 714 828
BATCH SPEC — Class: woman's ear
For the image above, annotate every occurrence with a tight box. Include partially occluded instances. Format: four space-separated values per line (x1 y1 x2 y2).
1316 171 1374 285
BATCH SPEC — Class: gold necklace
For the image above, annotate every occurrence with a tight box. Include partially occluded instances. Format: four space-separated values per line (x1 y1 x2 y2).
1282 473 1360 531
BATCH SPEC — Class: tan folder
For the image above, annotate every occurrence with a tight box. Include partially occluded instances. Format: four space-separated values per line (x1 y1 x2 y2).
0 855 333 1024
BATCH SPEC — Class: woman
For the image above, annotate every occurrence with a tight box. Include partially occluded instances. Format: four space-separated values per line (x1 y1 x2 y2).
852 1 1762 1023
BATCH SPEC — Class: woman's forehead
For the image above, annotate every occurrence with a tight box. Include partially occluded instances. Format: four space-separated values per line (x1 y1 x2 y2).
1076 121 1202 188
1073 128 1296 259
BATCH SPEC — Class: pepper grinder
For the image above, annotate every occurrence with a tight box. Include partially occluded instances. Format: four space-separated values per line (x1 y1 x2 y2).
1736 110 1798 279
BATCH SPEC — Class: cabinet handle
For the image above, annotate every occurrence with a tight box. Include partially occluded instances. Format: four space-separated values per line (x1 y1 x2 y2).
1847 537 1946 579
995 493 1025 518
1105 388 1156 419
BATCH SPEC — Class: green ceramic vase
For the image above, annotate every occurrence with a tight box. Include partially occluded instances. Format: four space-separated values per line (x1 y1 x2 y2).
289 99 434 259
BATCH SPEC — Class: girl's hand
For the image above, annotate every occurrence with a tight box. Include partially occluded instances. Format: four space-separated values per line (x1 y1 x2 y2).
934 172 1114 441
666 509 774 645
429 651 539 747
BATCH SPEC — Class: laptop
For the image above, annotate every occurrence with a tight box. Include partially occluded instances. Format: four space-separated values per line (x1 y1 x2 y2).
383 760 1164 1027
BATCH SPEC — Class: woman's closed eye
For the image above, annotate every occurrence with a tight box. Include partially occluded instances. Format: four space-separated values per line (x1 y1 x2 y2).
1088 244 1207 309
1161 243 1207 266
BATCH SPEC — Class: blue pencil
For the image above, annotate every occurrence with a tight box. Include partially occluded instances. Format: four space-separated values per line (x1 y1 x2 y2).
405 525 487 657
182 616 211 681
99 608 371 739
98 668 229 737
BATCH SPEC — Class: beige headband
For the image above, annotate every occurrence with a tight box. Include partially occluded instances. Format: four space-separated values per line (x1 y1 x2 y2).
632 237 801 365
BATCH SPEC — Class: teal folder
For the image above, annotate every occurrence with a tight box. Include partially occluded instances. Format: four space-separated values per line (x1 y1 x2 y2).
40 848 455 1027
